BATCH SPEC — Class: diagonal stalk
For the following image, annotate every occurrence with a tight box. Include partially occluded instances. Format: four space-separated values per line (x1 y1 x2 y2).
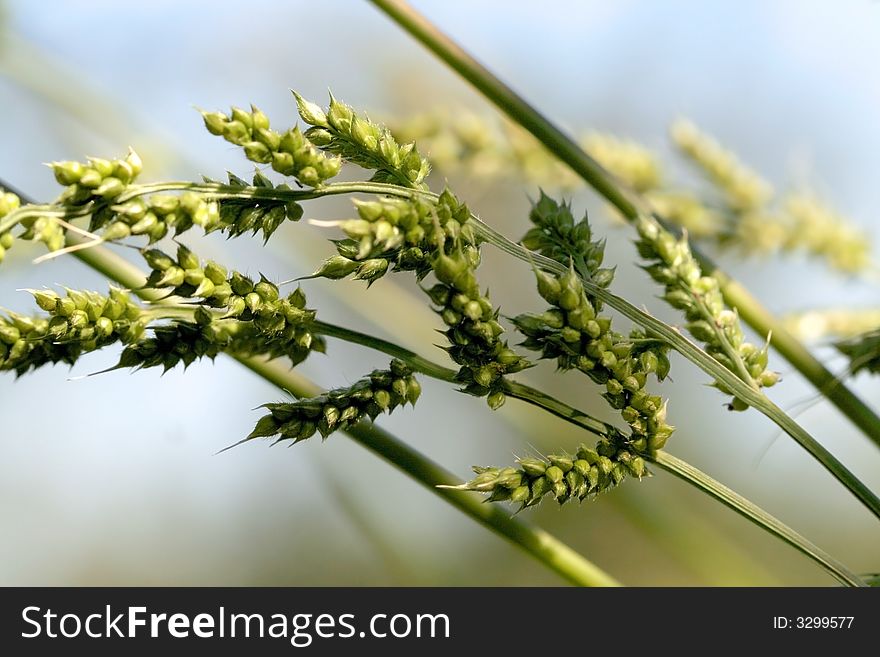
474 219 880 521
65 233 620 587
76 228 864 586
314 320 616 437
5 183 864 585
9 177 875 519
650 452 864 587
309 320 866 586
5 174 874 579
367 0 880 452
239 356 621 587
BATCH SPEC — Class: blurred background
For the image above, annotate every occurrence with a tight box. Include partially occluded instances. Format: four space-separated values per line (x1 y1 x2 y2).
1 0 878 585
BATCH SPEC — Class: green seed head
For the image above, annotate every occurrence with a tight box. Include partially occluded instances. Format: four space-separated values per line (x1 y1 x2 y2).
225 296 246 317
95 316 114 338
50 161 84 185
518 458 546 477
486 390 506 410
0 323 20 345
293 92 329 128
544 465 564 484
229 272 255 296
78 168 103 188
31 289 59 312
314 255 359 280
101 222 131 242
255 279 279 303
535 269 561 304
201 111 228 136
156 266 185 288
203 261 228 285
405 378 421 405
354 258 389 284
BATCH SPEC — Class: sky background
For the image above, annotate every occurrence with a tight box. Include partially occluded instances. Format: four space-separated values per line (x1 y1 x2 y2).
0 0 878 585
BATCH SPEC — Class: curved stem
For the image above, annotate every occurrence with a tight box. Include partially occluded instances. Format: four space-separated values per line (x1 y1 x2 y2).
313 320 865 586
239 355 620 587
10 198 864 586
502 380 615 437
314 320 614 438
689 286 758 389
20 177 876 519
313 319 459 382
475 220 880 520
652 452 865 587
64 233 620 587
4 183 869 583
367 0 880 452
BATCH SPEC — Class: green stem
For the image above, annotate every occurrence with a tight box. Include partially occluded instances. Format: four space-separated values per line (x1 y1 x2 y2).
312 321 865 586
239 355 621 587
31 178 878 520
652 451 865 587
689 284 758 389
7 182 870 581
475 220 880 521
313 319 458 382
0 181 398 234
16 219 864 586
503 380 614 437
367 0 880 452
64 234 619 587
314 320 615 438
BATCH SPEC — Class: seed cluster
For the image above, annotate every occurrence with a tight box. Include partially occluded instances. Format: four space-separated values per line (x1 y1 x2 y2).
3 152 145 260
583 133 661 193
460 197 676 509
775 195 869 274
19 156 303 252
40 150 144 251
294 92 431 189
314 189 528 408
521 193 613 284
426 243 531 409
115 314 230 371
393 109 871 274
313 189 475 284
51 149 143 206
92 171 302 245
212 172 305 241
247 359 421 444
96 191 221 245
784 308 880 342
515 265 674 452
649 191 725 239
0 287 144 375
636 215 779 409
458 440 646 509
735 199 870 274
390 108 579 189
514 194 674 450
115 306 319 373
201 105 341 187
0 192 20 263
142 245 320 353
19 215 64 255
